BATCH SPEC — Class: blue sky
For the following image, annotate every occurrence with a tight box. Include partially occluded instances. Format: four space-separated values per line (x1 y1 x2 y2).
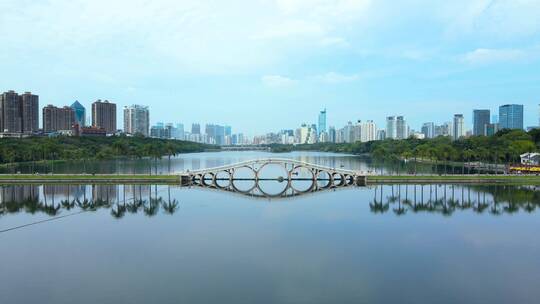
1 0 540 135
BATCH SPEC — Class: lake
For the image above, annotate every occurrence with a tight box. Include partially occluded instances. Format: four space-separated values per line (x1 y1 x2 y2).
1 150 483 175
1 152 539 304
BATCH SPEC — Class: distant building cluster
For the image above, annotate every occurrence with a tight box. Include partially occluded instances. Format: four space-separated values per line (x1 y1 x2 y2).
149 122 244 145
250 103 530 146
0 89 534 145
0 90 123 138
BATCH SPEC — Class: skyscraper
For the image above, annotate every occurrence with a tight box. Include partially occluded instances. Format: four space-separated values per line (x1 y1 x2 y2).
421 122 435 139
92 100 117 134
123 105 149 136
396 116 407 139
386 116 396 139
175 123 185 139
71 100 86 127
473 109 490 136
499 104 524 130
453 114 465 140
43 105 75 132
0 90 22 133
20 92 39 133
328 126 336 143
0 90 39 134
318 109 327 135
191 123 201 135
359 120 377 142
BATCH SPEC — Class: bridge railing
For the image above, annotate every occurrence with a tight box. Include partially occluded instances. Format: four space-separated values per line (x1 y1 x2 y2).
179 158 361 176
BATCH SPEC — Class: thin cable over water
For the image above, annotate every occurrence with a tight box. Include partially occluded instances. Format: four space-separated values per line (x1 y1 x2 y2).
0 186 171 235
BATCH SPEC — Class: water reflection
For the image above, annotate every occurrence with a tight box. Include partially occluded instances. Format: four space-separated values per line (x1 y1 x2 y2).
0 185 180 219
2 184 540 220
370 184 540 216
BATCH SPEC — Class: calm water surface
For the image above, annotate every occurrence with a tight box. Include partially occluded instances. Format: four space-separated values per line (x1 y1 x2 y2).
1 151 468 175
1 152 539 304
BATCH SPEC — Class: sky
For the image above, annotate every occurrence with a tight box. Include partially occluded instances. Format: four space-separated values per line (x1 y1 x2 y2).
1 0 540 135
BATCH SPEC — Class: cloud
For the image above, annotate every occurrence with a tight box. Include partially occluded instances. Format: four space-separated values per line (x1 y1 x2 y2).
461 48 532 65
256 19 325 39
313 72 360 83
275 0 372 20
261 75 297 87
439 0 540 39
319 37 350 48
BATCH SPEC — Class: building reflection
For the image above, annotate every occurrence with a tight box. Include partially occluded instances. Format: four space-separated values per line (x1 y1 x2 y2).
370 184 540 216
0 185 179 218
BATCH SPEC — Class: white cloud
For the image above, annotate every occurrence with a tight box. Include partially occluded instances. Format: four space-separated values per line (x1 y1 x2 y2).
275 0 372 20
313 72 359 83
462 48 532 65
319 37 350 48
256 19 325 39
439 0 540 39
261 75 297 87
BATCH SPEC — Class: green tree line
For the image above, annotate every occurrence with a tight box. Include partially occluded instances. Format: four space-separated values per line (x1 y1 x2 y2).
270 129 540 166
0 135 215 165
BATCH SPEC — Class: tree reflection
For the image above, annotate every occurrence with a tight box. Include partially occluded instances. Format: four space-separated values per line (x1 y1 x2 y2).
370 184 540 217
0 184 181 219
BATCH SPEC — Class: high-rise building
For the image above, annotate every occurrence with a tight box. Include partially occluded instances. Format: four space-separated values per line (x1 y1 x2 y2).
328 126 336 143
453 114 465 140
300 124 311 144
343 121 354 143
318 109 327 135
20 92 39 133
386 116 396 139
71 101 86 127
0 90 22 133
360 120 377 142
150 123 170 139
92 100 117 134
473 109 490 136
43 105 75 132
396 116 407 139
175 123 185 140
191 123 201 135
123 105 149 136
499 104 524 130
376 130 386 140
0 91 39 134
205 124 226 145
353 121 362 142
485 123 500 136
421 122 435 139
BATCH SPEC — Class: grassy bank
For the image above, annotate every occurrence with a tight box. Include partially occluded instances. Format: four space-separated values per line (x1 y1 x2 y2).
2 173 540 186
0 174 180 184
368 175 540 185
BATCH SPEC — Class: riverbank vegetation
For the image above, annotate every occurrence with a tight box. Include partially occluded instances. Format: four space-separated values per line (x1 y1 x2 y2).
0 136 215 165
271 129 540 167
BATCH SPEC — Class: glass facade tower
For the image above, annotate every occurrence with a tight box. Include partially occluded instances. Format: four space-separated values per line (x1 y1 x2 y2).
499 104 523 130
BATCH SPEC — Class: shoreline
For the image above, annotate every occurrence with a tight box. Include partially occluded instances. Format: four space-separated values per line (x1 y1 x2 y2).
367 175 540 185
1 173 540 185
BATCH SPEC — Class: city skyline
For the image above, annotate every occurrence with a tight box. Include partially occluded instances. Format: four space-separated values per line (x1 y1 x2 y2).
1 1 539 134
1 91 537 138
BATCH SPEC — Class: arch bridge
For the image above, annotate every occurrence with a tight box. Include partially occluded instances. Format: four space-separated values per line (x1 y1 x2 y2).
180 158 367 198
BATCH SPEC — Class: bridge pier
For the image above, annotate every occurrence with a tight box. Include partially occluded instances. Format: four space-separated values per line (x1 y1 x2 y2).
355 176 367 186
